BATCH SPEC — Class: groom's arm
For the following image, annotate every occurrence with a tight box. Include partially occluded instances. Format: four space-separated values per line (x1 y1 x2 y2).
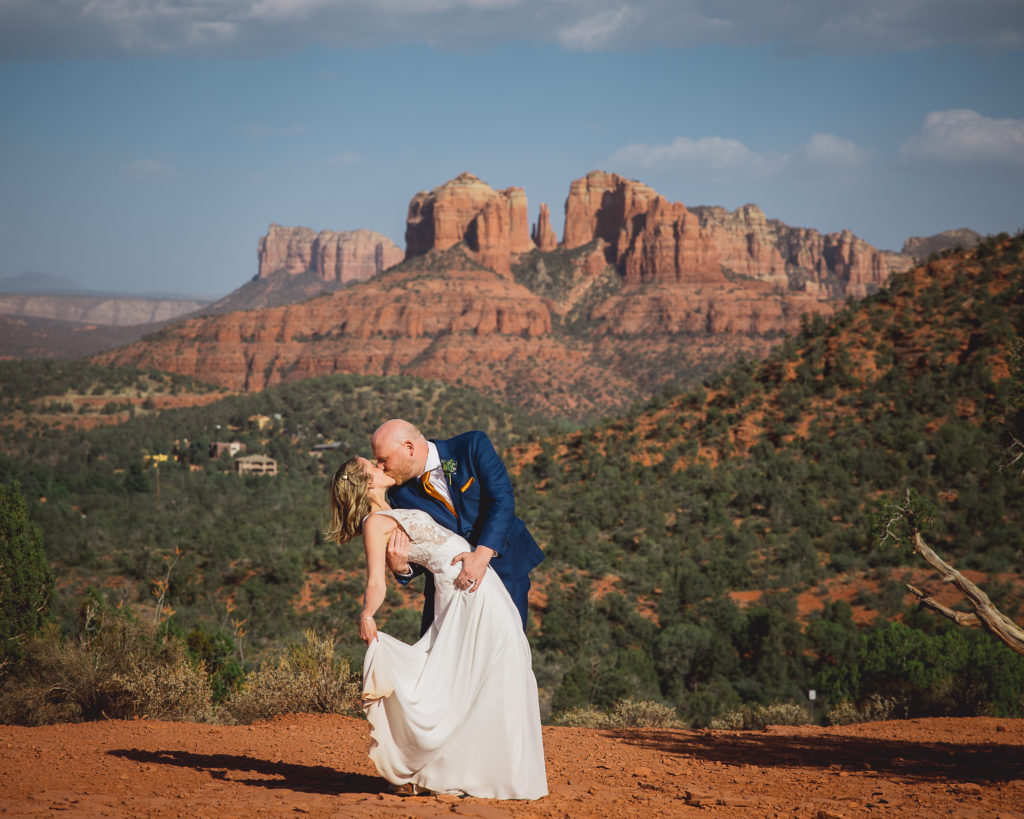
467 431 517 557
449 430 519 592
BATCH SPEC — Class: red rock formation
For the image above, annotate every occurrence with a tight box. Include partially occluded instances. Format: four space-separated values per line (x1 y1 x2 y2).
93 171 906 419
561 171 890 297
406 173 534 275
563 170 660 250
531 203 558 253
94 261 636 417
257 225 402 284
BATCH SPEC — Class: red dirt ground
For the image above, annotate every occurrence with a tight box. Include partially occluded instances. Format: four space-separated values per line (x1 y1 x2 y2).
1 715 1022 817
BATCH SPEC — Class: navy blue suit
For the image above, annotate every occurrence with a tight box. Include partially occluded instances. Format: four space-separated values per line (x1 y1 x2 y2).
388 430 544 635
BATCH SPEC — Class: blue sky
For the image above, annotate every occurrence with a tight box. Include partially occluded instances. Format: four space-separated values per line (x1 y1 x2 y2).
1 1 1023 298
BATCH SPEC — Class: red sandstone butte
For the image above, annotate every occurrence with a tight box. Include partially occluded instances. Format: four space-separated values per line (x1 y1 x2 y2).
405 172 534 276
531 202 559 253
257 225 403 284
560 170 890 297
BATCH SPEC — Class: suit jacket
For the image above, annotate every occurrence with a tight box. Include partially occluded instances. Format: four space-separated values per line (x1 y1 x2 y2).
388 430 545 616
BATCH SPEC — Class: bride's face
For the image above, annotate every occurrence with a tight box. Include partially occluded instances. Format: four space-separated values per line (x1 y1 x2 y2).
358 456 395 490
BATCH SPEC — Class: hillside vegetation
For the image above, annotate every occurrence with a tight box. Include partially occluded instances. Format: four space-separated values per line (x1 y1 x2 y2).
0 372 551 655
509 231 1024 721
2 233 1024 727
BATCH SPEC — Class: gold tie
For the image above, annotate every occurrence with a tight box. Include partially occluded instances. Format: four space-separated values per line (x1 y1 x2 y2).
421 471 456 517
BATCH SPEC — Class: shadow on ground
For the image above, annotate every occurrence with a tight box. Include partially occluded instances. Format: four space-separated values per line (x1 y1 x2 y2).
606 729 1023 784
109 748 383 795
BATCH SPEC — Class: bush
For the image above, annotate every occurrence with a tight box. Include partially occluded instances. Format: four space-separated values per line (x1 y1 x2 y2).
609 698 684 728
0 601 211 725
109 653 213 722
826 695 898 726
551 698 684 729
220 630 361 724
0 481 54 664
709 701 812 730
186 625 245 705
551 704 608 728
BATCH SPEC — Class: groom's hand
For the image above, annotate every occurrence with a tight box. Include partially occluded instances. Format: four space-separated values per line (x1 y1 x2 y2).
386 528 412 575
451 546 495 592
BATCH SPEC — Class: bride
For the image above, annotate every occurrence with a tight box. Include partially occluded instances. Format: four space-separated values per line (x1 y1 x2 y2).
325 456 548 800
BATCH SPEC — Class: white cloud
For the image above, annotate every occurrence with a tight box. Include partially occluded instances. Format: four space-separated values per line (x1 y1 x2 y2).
608 135 786 177
901 109 1024 164
246 0 335 21
800 133 872 166
557 5 634 51
3 0 1022 57
120 159 179 180
185 20 236 44
609 131 876 179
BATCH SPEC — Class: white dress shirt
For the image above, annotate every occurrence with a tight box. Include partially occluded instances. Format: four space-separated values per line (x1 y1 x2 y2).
420 441 454 507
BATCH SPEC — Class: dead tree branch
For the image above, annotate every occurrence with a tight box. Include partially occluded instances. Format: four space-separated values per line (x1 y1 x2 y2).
906 529 1024 656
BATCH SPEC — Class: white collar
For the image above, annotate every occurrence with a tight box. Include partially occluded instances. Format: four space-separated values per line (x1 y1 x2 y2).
421 441 441 476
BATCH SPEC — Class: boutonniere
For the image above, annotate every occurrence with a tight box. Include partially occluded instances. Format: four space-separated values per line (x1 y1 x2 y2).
441 458 458 486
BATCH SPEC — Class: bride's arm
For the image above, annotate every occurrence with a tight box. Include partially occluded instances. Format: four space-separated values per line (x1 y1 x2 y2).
358 513 397 644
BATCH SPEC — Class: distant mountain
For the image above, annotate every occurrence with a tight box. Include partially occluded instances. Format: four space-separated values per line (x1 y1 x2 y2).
0 272 86 294
0 294 210 329
0 313 171 360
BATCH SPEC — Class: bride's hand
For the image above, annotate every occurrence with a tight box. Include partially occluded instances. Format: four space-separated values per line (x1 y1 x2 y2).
359 616 378 645
385 528 412 575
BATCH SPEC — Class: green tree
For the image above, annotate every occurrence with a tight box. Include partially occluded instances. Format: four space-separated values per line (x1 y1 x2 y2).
1 482 55 663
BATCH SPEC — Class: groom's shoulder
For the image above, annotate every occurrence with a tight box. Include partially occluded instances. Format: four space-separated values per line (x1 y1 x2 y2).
441 429 489 448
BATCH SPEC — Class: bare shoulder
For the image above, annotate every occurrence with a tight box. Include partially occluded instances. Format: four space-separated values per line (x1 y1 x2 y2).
363 511 398 539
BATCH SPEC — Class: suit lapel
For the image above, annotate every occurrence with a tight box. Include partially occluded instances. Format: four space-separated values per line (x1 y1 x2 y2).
421 471 456 517
431 438 461 519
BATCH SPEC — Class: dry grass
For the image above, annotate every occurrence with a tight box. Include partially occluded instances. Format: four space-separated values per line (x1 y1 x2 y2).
826 695 898 726
709 701 813 730
552 698 684 729
0 607 211 725
219 630 361 725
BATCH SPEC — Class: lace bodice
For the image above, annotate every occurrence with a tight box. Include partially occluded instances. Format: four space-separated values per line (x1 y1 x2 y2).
375 507 466 577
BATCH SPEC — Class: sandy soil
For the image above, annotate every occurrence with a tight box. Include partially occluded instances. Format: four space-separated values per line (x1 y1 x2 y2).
0 715 1021 818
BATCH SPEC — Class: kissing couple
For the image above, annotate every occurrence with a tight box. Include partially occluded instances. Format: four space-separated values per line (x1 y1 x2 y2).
325 419 548 800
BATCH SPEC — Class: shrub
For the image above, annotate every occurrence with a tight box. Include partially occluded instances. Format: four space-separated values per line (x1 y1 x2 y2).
0 601 211 725
551 704 608 728
186 625 245 705
0 481 54 664
826 695 898 726
220 630 361 724
609 698 684 728
551 698 684 729
109 654 213 722
709 701 812 730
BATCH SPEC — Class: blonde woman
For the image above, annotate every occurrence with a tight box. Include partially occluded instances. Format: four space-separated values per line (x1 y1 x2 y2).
326 456 547 800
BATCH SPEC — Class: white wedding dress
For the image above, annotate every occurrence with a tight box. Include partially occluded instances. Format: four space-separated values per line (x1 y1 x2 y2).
361 508 548 800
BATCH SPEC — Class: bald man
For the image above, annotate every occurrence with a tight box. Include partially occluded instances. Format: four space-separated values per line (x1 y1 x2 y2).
371 419 544 634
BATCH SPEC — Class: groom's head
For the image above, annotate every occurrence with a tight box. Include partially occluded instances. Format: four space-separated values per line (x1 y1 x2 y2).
372 418 428 484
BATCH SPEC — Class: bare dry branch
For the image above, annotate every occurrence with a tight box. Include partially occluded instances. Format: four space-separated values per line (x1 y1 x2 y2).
910 531 1024 656
1003 434 1024 477
905 584 981 627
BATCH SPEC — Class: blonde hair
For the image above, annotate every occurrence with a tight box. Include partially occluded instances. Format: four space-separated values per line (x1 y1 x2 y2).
325 456 371 545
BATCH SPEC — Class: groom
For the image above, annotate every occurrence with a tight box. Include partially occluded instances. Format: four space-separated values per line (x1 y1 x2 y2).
371 419 544 635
